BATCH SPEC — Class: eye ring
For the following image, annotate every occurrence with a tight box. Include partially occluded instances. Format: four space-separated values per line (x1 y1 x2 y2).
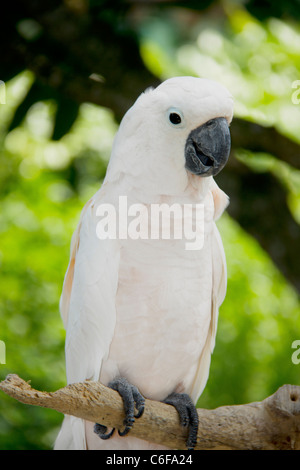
167 108 184 127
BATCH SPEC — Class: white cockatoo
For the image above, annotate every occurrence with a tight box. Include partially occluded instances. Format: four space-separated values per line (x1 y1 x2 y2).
54 76 233 450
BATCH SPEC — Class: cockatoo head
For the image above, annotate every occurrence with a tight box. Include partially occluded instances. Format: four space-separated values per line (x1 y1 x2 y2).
105 76 233 196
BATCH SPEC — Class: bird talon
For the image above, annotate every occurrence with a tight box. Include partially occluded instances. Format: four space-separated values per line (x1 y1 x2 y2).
118 425 132 437
134 407 144 419
163 392 199 450
94 423 115 440
94 377 145 441
134 398 145 419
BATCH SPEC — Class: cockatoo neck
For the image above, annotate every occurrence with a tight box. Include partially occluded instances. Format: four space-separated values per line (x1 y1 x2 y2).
115 171 212 206
105 139 212 203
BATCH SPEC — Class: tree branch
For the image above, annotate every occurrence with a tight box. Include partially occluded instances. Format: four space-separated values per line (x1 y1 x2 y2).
1 374 300 450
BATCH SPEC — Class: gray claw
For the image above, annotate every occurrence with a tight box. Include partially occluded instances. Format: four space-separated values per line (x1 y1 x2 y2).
94 377 145 440
163 392 199 450
94 423 115 440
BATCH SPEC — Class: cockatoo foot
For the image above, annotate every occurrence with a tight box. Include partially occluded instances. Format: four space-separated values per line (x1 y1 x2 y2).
94 377 145 440
94 423 115 439
163 392 198 450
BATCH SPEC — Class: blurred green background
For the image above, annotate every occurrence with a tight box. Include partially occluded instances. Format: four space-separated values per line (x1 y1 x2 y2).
0 0 300 449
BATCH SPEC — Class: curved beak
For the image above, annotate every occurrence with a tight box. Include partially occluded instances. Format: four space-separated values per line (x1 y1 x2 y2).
185 117 231 177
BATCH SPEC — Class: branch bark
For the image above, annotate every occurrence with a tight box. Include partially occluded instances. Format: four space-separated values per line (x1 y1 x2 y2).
1 374 300 450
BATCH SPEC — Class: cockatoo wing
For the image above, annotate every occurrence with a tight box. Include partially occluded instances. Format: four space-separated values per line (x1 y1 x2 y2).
56 183 120 449
190 180 228 403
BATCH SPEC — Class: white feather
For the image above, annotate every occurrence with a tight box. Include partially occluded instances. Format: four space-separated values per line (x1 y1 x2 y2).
189 184 228 402
55 76 233 450
55 185 121 449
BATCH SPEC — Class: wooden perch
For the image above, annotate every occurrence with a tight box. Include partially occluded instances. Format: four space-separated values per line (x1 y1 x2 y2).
1 374 300 450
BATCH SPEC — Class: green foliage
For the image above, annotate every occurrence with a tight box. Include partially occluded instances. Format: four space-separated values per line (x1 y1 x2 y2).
141 5 300 141
199 213 300 409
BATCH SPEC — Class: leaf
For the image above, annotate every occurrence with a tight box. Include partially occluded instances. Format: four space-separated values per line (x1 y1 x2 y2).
8 80 53 132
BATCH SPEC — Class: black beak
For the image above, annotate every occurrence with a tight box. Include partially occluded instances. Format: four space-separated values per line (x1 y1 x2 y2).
185 117 231 177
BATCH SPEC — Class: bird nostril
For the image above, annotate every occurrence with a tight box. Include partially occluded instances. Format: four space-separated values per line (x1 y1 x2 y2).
206 119 216 127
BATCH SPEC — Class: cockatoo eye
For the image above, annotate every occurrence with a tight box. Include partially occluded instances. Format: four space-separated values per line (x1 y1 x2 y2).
169 112 181 124
167 108 184 127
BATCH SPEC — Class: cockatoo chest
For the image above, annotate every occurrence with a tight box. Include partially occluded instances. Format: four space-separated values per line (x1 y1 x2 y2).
101 192 215 400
